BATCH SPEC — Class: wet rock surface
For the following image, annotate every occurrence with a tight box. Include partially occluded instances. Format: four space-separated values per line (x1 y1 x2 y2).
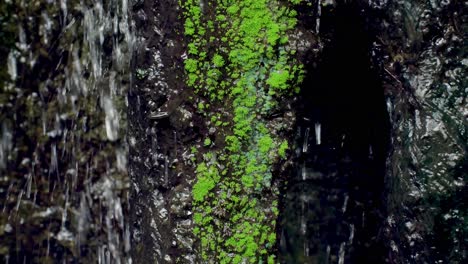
0 0 466 263
280 0 467 263
279 3 389 262
129 0 197 262
377 0 467 262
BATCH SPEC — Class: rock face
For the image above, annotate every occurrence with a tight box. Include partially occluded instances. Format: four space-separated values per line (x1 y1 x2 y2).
280 0 467 263
130 0 307 262
0 0 466 263
376 1 467 262
280 3 390 262
129 0 197 262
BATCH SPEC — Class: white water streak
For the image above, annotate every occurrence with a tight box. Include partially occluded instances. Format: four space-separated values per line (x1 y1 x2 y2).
303 127 310 153
338 242 346 264
315 122 322 145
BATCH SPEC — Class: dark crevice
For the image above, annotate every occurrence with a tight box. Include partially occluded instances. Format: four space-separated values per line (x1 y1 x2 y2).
279 3 390 263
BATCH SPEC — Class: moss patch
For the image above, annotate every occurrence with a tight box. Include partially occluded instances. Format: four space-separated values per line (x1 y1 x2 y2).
182 0 305 262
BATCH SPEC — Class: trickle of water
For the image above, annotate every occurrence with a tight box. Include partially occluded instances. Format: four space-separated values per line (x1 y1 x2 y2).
338 242 346 264
315 122 322 145
326 245 331 262
303 127 310 153
0 125 12 169
103 97 120 141
342 195 349 213
348 224 355 244
6 53 17 81
316 0 322 33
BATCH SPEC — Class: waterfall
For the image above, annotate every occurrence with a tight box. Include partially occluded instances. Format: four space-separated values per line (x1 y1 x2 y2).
0 0 134 262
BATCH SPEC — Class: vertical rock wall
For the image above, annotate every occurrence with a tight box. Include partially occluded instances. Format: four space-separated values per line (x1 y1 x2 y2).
0 0 465 263
129 0 197 262
377 0 467 262
130 0 467 262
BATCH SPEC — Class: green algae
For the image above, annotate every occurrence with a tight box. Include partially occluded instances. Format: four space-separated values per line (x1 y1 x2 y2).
182 0 305 262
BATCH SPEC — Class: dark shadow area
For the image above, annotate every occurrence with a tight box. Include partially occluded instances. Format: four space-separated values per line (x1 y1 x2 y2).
279 3 390 263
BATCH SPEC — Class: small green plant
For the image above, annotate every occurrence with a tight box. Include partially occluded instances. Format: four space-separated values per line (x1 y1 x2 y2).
192 163 220 202
212 54 225 67
197 102 205 111
190 146 198 154
203 138 212 147
278 140 289 158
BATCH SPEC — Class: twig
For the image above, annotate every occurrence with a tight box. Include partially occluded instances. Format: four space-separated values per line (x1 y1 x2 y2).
384 67 402 84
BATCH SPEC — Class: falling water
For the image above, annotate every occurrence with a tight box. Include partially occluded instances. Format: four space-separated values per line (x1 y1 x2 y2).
315 122 321 145
279 2 390 263
0 0 134 262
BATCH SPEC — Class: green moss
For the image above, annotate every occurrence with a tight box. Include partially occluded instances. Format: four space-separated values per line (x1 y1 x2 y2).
278 140 288 158
258 135 274 154
183 0 304 261
197 102 205 111
192 163 220 202
190 146 198 154
204 138 212 147
212 54 225 67
184 58 198 73
267 69 290 90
